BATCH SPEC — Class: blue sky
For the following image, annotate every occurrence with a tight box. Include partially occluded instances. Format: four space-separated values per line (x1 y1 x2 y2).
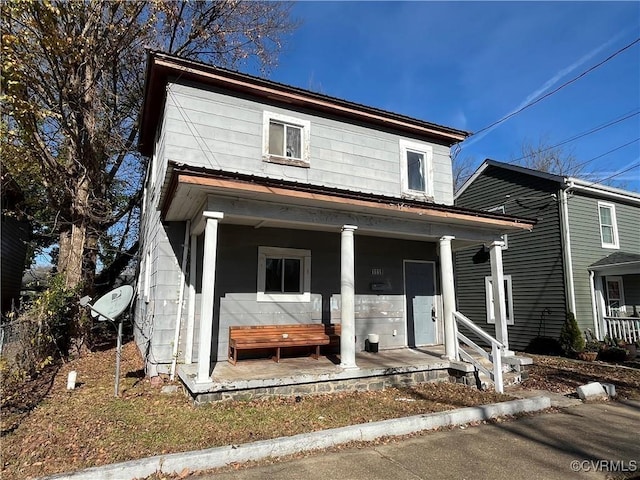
261 1 640 191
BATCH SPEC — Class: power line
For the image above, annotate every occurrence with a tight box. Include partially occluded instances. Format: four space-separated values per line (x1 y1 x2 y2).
572 137 640 170
582 161 640 187
509 109 639 164
472 37 640 136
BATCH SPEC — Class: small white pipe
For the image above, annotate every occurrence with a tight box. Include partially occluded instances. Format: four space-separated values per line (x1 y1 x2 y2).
170 220 191 381
559 188 577 315
589 271 600 339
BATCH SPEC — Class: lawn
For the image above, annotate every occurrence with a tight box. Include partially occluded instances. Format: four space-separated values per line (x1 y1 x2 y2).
1 342 639 479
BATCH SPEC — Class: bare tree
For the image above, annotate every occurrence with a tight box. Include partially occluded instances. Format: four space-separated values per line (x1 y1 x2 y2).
451 144 477 193
1 1 297 297
515 135 584 176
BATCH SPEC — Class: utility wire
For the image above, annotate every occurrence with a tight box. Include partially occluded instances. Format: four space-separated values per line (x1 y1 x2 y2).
572 137 640 170
509 109 639 164
472 37 640 136
582 161 640 187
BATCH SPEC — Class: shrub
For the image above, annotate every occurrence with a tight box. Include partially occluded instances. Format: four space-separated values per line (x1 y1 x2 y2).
559 312 585 357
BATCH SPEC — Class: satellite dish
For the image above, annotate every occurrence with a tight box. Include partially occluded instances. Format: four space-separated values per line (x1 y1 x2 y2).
91 285 134 322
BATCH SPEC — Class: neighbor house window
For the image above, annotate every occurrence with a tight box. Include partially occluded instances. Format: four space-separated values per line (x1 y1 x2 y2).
263 111 310 167
257 247 311 302
598 202 619 249
485 275 514 325
487 205 508 249
399 139 433 198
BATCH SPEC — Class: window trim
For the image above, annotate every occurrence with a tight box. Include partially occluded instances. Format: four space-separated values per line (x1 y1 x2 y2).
485 275 514 325
598 201 619 249
257 246 311 302
399 139 433 199
262 111 311 167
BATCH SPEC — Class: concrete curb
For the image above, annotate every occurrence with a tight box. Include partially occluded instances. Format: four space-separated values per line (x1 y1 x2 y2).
44 396 551 480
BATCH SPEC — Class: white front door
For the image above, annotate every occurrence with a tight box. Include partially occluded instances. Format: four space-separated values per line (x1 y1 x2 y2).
404 261 437 346
605 276 625 316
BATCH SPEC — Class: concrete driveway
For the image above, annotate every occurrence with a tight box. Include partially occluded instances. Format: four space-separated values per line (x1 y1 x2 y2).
197 400 640 480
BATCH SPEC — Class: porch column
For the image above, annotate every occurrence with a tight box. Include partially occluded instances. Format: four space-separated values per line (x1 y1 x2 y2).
439 236 457 360
185 233 198 364
489 240 510 352
340 225 358 370
196 211 224 383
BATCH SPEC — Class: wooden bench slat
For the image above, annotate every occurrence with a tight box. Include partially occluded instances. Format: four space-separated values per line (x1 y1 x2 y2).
228 323 341 365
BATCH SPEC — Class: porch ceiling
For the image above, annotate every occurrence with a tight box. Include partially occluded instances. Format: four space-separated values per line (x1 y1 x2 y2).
162 166 535 246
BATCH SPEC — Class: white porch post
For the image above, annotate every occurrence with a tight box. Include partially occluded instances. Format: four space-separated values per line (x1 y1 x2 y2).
489 240 510 353
340 225 358 370
185 233 198 364
196 211 224 383
439 236 457 360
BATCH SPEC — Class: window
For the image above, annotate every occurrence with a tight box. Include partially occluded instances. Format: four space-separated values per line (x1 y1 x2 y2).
605 276 625 316
487 205 508 249
485 275 514 325
257 247 311 302
598 202 619 249
263 111 310 167
399 139 433 198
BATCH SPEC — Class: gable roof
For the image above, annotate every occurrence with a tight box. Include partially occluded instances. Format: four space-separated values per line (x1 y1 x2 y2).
138 51 470 157
455 159 640 205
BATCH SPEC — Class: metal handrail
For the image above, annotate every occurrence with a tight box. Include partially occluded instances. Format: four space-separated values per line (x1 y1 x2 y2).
454 311 505 394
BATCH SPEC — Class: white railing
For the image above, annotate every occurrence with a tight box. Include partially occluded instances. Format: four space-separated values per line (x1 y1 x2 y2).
453 311 505 394
604 317 640 344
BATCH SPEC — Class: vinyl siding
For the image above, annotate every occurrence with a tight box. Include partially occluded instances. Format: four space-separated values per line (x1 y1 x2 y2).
455 167 566 350
566 192 640 331
162 82 455 205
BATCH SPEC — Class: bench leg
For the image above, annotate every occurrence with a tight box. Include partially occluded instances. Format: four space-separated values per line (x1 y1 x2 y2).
273 347 281 363
312 345 320 360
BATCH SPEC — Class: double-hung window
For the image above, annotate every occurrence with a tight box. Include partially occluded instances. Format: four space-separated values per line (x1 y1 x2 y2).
263 111 310 167
485 275 514 325
257 247 311 302
399 139 433 198
598 202 619 249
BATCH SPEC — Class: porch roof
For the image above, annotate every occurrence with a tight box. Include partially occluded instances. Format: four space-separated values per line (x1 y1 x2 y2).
589 251 640 273
162 163 535 243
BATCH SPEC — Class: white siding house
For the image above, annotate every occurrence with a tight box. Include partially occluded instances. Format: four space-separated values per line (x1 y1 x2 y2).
136 52 535 399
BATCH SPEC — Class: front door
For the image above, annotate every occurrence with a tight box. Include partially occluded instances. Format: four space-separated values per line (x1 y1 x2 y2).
404 261 436 347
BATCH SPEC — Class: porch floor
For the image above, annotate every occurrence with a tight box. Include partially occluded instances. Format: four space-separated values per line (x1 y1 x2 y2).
177 346 476 402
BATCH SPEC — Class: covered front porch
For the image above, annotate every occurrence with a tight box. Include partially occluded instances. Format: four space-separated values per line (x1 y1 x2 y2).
178 346 479 403
161 165 534 399
590 252 640 343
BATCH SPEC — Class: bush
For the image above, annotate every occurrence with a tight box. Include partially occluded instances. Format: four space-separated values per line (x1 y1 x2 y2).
559 312 585 357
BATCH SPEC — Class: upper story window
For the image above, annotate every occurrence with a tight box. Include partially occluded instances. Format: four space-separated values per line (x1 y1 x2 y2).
263 111 311 168
257 246 311 302
598 202 619 249
399 139 433 198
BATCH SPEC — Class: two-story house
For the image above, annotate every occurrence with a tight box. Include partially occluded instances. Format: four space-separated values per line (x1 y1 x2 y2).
136 52 535 401
455 160 640 351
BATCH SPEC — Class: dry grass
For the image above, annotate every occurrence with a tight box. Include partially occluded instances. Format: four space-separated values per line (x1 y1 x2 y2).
1 341 510 479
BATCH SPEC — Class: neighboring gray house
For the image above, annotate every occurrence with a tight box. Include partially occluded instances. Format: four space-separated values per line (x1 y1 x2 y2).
135 52 534 395
455 160 640 351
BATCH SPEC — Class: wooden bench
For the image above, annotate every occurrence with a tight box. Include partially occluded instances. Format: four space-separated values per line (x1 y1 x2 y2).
228 324 341 365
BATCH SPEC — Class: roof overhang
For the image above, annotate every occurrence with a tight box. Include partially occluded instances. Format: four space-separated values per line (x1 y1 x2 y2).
139 51 470 157
589 252 640 275
161 164 535 243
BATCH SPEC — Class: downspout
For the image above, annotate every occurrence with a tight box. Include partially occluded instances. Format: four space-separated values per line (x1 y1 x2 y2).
589 271 600 339
170 220 191 381
559 184 577 316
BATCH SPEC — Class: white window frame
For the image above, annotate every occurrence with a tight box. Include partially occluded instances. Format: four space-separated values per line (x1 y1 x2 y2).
487 205 508 249
399 139 434 199
257 246 311 302
598 201 619 249
262 111 311 167
485 275 514 325
605 276 626 316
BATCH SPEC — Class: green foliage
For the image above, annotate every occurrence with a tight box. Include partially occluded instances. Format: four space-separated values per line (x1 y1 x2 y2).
559 312 585 356
8 274 80 380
